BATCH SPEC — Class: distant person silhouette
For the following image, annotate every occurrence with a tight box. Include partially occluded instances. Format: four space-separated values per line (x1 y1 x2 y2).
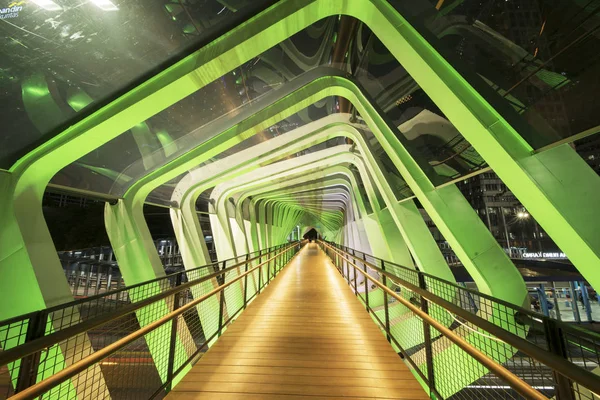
303 228 318 242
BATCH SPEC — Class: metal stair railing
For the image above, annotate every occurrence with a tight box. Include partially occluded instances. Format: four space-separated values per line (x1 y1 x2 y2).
0 241 301 400
319 240 600 400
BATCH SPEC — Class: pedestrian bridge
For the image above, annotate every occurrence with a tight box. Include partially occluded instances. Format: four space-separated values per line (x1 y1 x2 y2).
2 0 600 399
167 243 428 399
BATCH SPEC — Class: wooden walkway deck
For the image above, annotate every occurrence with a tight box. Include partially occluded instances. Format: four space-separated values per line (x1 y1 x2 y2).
167 243 429 399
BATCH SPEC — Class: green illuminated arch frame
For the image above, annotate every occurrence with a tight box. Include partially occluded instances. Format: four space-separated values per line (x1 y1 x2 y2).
3 0 597 321
214 145 404 265
108 74 525 304
204 147 515 397
215 153 370 252
174 114 448 275
1 0 599 395
209 147 377 254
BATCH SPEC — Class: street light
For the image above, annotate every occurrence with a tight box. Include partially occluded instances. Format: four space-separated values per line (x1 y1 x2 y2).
517 211 529 219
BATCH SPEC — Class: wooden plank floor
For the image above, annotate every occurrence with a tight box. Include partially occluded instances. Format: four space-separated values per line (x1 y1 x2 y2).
167 243 429 399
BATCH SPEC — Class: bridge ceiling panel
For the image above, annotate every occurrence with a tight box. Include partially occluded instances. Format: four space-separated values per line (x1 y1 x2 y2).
144 98 344 206
49 17 343 196
352 27 487 187
0 0 272 169
40 11 494 200
393 0 600 150
21 0 587 200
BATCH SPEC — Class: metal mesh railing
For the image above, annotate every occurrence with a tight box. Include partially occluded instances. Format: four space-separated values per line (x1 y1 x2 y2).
320 240 600 400
0 242 300 400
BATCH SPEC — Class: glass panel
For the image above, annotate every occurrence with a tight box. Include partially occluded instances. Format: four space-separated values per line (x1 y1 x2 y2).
392 0 600 149
52 13 493 199
352 125 415 201
354 23 487 186
146 172 187 207
0 0 269 168
52 17 341 195
455 171 563 258
144 97 339 206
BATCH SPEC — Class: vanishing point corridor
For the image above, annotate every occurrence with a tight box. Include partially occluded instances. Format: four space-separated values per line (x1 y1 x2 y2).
167 244 428 399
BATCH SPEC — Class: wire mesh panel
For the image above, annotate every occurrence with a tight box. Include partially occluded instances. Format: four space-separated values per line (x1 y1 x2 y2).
320 240 600 400
0 242 300 400
563 327 600 400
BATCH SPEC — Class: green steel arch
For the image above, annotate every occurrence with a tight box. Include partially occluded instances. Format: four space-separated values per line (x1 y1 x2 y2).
1 0 599 397
2 0 598 319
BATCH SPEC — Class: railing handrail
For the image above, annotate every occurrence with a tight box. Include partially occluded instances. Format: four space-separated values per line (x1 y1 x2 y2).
0 242 298 369
334 241 600 343
320 241 545 399
7 244 297 400
0 243 289 328
320 240 600 398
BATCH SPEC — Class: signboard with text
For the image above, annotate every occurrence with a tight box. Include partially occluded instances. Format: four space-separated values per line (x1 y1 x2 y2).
522 252 567 259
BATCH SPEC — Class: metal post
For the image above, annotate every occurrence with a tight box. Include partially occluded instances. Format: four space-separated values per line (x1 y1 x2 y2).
243 254 249 309
363 253 369 311
331 248 335 267
267 252 272 283
333 250 337 270
418 273 435 395
166 273 182 392
382 260 391 342
169 242 174 266
95 265 102 296
580 282 593 322
551 282 561 321
275 247 278 274
352 249 358 295
345 251 350 284
107 267 113 291
83 263 91 297
569 282 581 322
218 267 226 336
543 319 575 400
258 250 263 294
15 311 48 393
335 251 339 271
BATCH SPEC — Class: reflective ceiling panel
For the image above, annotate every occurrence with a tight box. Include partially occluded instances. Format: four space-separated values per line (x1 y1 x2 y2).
45 1 592 201
393 0 600 149
145 98 339 206
51 17 340 195
0 0 269 168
